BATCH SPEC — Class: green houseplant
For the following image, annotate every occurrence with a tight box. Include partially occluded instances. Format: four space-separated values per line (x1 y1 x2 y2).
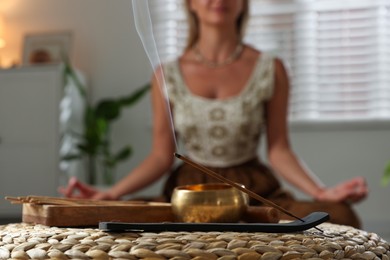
383 161 390 187
61 61 150 185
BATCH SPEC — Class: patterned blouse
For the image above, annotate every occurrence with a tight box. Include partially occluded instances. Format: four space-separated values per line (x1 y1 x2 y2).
163 53 275 167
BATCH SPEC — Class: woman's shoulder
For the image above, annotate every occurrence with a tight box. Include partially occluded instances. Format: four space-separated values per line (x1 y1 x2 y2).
248 47 288 80
242 44 276 67
244 44 284 64
244 44 261 55
150 59 177 89
160 57 179 70
152 58 179 78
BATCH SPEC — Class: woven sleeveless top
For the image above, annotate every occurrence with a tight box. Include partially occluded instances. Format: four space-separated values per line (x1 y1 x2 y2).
163 53 275 167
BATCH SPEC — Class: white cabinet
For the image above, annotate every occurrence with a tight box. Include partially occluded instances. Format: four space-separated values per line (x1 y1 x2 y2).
0 65 63 217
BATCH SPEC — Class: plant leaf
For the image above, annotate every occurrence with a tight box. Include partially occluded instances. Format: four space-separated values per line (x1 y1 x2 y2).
103 157 115 168
95 118 108 138
120 83 150 107
114 146 132 162
77 144 94 154
103 146 132 168
96 100 121 121
62 57 87 98
382 161 390 187
82 108 107 154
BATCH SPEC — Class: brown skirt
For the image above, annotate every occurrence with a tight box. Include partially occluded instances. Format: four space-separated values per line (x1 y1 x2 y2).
162 158 361 228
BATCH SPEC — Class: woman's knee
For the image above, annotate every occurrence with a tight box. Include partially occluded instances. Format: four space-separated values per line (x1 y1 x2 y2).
327 203 361 229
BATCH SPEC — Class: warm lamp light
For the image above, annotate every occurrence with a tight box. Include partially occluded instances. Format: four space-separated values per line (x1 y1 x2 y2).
0 14 5 48
0 38 5 49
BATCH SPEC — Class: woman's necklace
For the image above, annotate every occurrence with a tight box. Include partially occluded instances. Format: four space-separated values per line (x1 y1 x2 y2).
193 43 244 68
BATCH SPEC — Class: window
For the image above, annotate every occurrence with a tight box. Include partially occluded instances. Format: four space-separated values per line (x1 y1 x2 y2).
140 0 390 122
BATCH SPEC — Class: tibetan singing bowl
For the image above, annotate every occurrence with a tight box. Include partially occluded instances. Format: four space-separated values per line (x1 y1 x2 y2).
171 183 249 223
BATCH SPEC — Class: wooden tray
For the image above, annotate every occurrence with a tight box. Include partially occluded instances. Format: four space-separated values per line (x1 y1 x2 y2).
22 203 175 227
9 196 280 227
22 204 280 227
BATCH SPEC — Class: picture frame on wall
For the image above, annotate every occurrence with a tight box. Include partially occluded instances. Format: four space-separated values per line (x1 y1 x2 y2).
22 31 72 65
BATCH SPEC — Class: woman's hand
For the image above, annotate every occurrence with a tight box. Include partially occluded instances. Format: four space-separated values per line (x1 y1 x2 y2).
58 177 116 200
315 177 368 204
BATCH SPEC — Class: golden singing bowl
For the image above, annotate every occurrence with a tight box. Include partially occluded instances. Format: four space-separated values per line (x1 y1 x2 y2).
171 183 249 223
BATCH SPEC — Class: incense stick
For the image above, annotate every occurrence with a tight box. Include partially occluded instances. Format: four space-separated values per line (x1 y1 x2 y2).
5 196 170 207
175 153 305 222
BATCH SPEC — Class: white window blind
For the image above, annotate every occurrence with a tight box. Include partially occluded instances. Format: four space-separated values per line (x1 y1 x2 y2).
145 0 390 122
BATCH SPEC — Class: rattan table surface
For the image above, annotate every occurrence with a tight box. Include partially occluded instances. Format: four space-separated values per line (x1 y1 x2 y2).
0 222 389 259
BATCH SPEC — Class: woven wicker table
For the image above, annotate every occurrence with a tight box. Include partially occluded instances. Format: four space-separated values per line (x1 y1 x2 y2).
0 222 389 259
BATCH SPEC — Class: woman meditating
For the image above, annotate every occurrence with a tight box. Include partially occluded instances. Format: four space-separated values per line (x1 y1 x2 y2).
59 0 368 228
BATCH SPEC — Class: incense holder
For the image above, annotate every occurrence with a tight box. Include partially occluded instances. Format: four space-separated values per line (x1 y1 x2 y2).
171 183 249 223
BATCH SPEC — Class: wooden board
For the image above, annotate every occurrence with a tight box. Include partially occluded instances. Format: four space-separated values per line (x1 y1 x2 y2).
15 195 280 227
22 203 175 227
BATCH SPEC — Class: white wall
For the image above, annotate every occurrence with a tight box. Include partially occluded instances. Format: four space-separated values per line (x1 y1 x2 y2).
0 0 389 239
